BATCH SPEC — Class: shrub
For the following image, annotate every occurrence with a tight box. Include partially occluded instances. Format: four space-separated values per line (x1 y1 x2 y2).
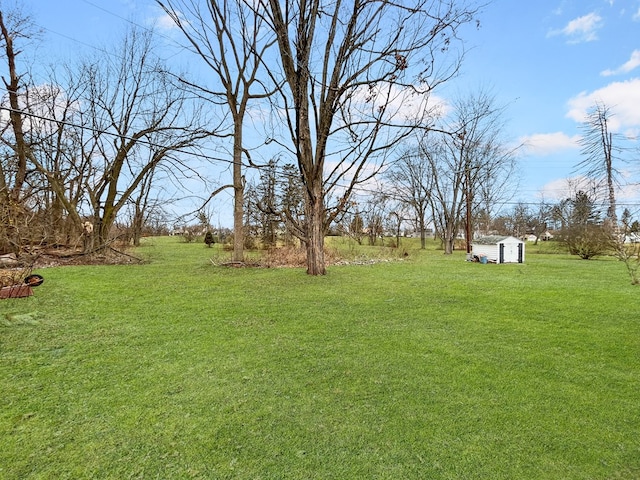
558 224 615 259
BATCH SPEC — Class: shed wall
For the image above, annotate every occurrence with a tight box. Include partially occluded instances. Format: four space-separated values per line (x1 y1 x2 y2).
472 238 525 263
472 244 499 262
500 240 525 263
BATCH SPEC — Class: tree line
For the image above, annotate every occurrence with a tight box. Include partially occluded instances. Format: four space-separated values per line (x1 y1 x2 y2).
0 8 212 256
1 1 637 276
1 0 485 274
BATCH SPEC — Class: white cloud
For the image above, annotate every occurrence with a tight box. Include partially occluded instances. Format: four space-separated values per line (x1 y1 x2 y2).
537 176 640 206
520 132 580 156
601 50 640 76
634 7 640 21
566 78 640 133
617 177 640 201
349 82 449 125
1 83 81 134
537 178 575 201
537 176 597 200
548 12 603 43
155 12 181 31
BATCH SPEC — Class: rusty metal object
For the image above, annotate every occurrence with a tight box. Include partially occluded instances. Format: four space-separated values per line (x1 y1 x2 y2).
0 265 43 300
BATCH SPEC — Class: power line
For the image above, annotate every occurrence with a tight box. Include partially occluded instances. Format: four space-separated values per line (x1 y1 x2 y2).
25 4 640 214
32 1 192 70
0 105 232 166
5 105 640 210
79 0 193 58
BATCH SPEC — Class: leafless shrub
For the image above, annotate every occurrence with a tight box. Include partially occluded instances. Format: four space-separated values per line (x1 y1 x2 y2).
616 242 640 285
261 246 308 268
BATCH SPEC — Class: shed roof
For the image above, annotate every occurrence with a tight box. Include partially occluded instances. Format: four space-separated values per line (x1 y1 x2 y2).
472 235 523 245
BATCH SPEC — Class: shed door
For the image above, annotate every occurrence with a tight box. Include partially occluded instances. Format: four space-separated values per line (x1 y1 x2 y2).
499 244 504 263
518 243 523 263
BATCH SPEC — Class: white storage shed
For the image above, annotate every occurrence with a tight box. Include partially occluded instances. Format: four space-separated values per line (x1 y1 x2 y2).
472 235 525 264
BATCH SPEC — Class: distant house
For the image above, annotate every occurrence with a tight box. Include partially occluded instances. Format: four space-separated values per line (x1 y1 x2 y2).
541 230 554 241
525 230 554 242
472 235 525 264
624 233 640 244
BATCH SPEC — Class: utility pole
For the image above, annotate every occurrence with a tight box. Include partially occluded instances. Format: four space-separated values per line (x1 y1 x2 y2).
465 162 472 258
458 129 472 260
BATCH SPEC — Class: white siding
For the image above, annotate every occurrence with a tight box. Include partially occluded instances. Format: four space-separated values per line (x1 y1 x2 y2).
472 244 499 262
472 236 525 264
501 240 524 263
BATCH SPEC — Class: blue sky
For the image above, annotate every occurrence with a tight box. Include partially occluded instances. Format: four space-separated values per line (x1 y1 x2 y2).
24 0 640 218
460 0 640 208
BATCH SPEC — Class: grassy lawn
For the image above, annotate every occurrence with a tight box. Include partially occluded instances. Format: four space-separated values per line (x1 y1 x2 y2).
1 237 639 479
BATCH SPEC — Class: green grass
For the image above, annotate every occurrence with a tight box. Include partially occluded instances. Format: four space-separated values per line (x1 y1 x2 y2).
1 237 639 479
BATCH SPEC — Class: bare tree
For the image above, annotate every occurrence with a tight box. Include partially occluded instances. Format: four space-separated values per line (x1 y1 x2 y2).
2 17 213 254
500 202 548 243
0 7 32 204
21 69 96 246
529 202 551 245
421 133 463 253
509 202 529 238
616 208 640 285
156 0 277 262
423 90 518 254
338 194 389 246
386 204 410 248
576 102 623 224
128 167 162 247
363 192 388 246
79 27 212 250
261 0 480 274
0 10 89 252
385 148 433 249
340 203 366 245
0 5 40 253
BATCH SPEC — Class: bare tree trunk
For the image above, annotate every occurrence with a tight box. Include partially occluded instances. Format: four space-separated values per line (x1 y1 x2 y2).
0 161 8 205
305 184 326 275
0 11 30 254
444 225 455 255
604 131 616 224
263 0 479 273
578 102 619 225
233 120 244 262
132 208 144 247
156 0 276 263
0 11 27 203
419 219 427 250
96 214 112 251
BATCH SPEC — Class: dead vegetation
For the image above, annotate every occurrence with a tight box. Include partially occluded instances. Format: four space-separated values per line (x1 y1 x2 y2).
210 245 406 269
2 244 143 271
